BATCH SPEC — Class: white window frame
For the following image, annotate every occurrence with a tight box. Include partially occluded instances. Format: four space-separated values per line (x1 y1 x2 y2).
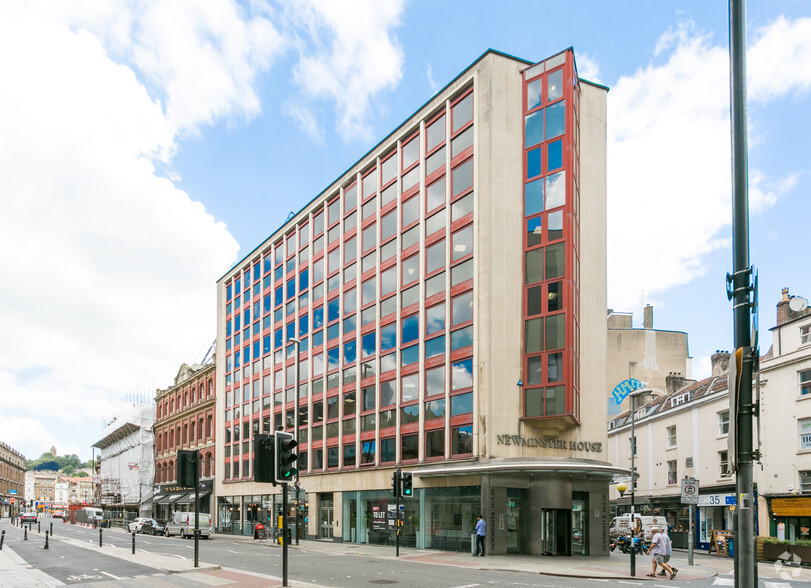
801 324 811 346
801 471 811 493
667 425 677 448
667 460 677 485
801 370 811 397
719 450 730 477
800 418 811 451
718 410 730 437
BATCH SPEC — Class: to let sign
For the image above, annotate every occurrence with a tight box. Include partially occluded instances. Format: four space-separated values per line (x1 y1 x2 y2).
681 478 699 504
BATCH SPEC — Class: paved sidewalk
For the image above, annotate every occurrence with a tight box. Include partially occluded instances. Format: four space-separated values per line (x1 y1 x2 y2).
205 531 719 580
0 543 63 587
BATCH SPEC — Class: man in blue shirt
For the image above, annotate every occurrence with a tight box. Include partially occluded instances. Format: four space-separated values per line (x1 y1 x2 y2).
474 514 486 556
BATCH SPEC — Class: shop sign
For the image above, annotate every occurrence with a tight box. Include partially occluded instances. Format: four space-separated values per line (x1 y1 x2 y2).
801 420 811 450
698 493 736 506
496 434 602 452
772 497 811 517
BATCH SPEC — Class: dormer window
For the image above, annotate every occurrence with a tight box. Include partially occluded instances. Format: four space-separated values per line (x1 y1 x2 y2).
671 393 689 408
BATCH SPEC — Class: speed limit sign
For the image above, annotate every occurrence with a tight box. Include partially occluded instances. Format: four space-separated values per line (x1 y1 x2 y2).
681 478 699 504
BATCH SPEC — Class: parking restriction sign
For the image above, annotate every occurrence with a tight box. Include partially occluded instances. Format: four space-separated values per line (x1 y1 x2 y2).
681 478 699 504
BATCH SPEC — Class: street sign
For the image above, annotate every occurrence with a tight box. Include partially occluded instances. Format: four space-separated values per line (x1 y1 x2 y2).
681 478 699 504
9 489 17 495
698 493 736 507
611 378 644 404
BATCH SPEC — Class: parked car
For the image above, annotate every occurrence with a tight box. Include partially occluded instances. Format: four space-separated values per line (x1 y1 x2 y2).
140 519 165 536
164 512 211 538
127 517 153 533
20 512 37 523
52 510 66 519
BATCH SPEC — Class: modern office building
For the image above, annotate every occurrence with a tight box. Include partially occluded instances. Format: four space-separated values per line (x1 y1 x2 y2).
215 48 621 556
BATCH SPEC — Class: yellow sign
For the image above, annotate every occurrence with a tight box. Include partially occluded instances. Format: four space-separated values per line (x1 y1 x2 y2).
772 498 811 517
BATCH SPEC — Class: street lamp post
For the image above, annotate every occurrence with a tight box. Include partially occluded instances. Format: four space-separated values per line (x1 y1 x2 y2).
290 337 301 546
628 389 649 578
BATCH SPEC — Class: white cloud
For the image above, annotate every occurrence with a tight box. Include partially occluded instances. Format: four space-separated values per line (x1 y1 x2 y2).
427 63 440 93
0 1 281 458
607 18 809 313
283 101 325 145
286 0 405 142
576 52 601 85
748 16 811 102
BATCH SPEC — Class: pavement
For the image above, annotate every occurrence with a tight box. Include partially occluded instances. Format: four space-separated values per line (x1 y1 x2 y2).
8 519 802 587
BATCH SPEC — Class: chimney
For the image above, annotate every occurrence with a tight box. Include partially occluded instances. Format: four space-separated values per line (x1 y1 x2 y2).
711 350 731 376
644 304 654 329
777 287 791 326
666 372 689 395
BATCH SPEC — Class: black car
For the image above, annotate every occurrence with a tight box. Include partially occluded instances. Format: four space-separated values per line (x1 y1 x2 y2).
140 519 165 535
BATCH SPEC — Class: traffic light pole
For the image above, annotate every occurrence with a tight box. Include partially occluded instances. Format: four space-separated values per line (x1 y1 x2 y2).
728 2 756 587
194 449 199 568
282 482 289 587
395 480 400 558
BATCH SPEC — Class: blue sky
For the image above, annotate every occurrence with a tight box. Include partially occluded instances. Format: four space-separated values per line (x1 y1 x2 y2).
1 1 809 462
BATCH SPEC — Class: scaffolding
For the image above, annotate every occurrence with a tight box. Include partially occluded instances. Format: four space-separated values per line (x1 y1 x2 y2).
100 478 121 506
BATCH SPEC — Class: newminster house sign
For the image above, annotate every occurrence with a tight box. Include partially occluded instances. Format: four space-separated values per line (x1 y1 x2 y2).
497 434 603 452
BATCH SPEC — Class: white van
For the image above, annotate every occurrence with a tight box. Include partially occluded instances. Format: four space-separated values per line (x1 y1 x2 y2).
608 515 672 543
164 511 212 538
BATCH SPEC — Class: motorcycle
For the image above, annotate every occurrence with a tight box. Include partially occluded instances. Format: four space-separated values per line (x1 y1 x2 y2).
614 535 645 554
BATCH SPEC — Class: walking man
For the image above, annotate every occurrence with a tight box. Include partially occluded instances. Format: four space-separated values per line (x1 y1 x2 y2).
647 526 676 579
474 514 486 557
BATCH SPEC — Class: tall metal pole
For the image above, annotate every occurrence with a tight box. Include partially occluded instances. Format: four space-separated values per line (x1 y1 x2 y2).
630 394 636 578
282 483 289 587
292 338 301 546
729 1 756 587
193 450 200 568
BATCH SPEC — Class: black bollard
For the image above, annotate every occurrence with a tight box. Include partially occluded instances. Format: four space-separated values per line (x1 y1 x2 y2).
24 526 28 541
44 531 49 550
38 521 41 533
99 527 102 547
1 529 5 550
132 531 135 554
50 522 53 536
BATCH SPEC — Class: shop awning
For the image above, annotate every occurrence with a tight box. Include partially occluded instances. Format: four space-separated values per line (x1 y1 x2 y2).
173 491 212 505
156 493 187 504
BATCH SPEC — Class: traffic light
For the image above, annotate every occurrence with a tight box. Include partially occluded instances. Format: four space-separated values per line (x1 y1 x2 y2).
253 433 276 484
391 470 401 498
10 498 15 504
274 430 298 483
401 472 413 497
177 450 199 488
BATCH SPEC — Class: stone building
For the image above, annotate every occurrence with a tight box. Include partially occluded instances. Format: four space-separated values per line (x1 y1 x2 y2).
0 442 26 516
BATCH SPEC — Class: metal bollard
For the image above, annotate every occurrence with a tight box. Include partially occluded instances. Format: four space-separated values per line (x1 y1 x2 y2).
1 529 5 550
24 526 28 541
50 522 53 536
44 531 49 550
132 531 135 554
99 527 103 547
38 521 41 533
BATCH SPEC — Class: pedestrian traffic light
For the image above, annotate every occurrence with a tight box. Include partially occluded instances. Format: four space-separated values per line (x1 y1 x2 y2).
274 430 298 483
253 433 277 485
391 470 401 498
177 450 199 488
401 472 413 497
10 498 14 504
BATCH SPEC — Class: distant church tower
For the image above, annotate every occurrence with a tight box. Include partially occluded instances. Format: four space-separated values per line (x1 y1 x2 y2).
50 445 57 457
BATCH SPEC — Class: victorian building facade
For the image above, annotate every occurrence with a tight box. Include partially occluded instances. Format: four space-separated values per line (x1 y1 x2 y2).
0 442 25 516
152 361 216 519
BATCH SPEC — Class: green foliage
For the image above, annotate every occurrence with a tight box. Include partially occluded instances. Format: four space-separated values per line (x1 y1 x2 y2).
26 453 86 473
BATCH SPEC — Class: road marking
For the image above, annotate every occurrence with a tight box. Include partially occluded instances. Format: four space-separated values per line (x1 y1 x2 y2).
713 579 734 586
451 584 481 588
228 549 241 553
764 584 793 588
100 571 125 580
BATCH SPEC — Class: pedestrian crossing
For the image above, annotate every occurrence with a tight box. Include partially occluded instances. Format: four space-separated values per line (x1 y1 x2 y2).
713 578 793 587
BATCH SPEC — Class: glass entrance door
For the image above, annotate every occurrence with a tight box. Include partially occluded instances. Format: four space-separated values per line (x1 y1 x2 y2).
319 493 333 539
541 508 571 556
571 500 586 555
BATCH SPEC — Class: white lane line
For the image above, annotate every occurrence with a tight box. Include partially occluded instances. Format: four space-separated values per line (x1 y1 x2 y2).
100 571 125 580
713 579 735 586
764 583 793 588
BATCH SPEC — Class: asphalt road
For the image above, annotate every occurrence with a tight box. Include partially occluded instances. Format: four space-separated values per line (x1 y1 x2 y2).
6 517 811 587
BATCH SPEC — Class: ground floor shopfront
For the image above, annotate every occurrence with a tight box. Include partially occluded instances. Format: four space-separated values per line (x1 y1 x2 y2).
615 483 745 550
149 479 213 523
215 460 625 557
762 495 811 542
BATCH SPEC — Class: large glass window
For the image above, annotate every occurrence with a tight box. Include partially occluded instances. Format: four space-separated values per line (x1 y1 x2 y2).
801 370 811 396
